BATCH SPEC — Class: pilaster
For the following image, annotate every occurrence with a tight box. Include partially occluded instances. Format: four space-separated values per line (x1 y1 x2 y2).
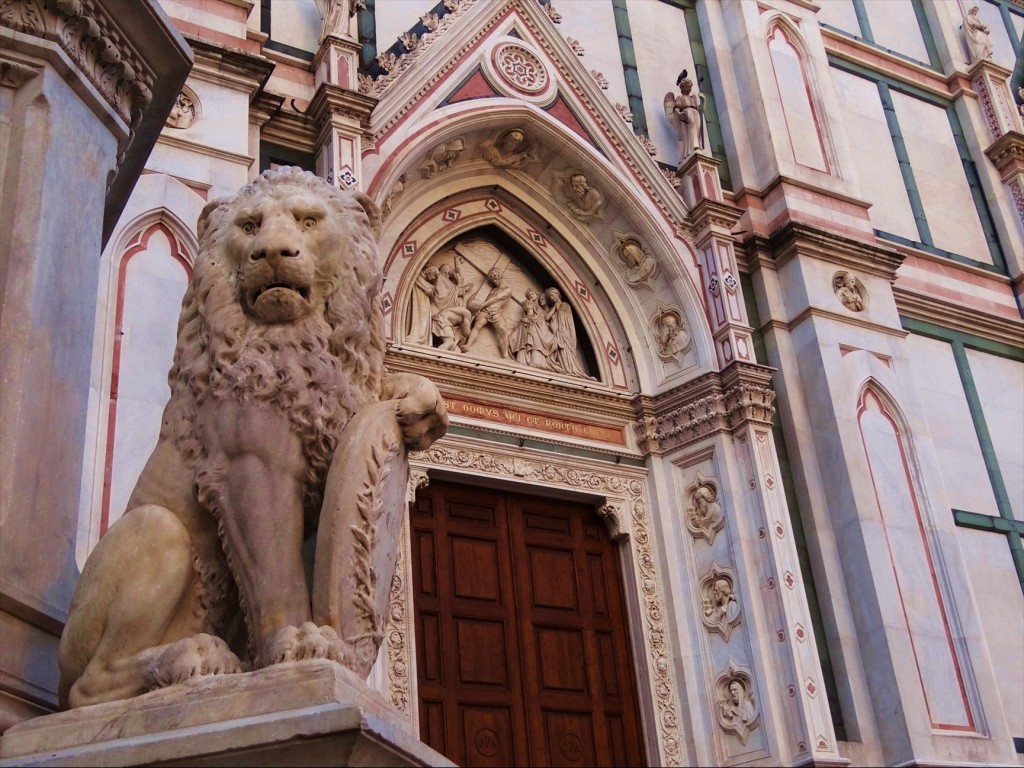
0 0 191 728
682 159 757 369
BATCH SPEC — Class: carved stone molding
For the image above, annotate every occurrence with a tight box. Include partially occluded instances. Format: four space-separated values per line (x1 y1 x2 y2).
410 442 684 766
597 499 628 541
684 473 725 545
632 364 776 455
385 529 414 721
698 561 741 640
714 661 761 745
0 0 156 129
0 56 41 88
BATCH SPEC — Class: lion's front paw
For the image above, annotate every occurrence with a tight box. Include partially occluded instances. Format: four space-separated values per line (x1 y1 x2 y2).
149 633 243 690
261 622 344 667
383 373 449 451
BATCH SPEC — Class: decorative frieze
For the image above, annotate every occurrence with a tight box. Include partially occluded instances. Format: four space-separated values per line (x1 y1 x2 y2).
633 363 776 455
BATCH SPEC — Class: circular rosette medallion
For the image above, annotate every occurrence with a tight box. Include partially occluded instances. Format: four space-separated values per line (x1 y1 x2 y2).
485 39 556 105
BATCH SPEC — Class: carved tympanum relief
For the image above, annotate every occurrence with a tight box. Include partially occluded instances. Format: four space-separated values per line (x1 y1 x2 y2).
832 271 865 312
480 127 539 169
407 235 595 379
612 233 657 286
165 87 197 129
715 665 761 745
418 137 465 178
684 473 725 544
553 168 605 221
699 563 741 640
654 309 690 361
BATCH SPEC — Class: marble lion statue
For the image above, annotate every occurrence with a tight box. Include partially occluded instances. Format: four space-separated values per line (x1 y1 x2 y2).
58 167 448 708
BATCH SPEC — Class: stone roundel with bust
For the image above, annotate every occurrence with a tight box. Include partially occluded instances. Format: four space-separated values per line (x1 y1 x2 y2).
58 167 448 709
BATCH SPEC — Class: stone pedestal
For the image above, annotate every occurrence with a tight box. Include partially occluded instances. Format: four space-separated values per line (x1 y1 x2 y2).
0 660 453 767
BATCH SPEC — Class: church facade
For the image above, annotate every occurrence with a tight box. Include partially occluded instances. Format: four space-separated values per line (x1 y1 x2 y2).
2 1 1022 766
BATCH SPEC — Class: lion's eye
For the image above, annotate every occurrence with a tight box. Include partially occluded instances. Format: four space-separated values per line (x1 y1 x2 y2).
242 221 258 236
301 217 317 230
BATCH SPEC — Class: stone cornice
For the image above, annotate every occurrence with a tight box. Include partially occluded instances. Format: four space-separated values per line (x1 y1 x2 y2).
632 363 777 455
893 286 1024 348
741 222 904 282
155 133 254 168
182 32 274 96
385 347 635 421
985 131 1024 177
260 103 317 154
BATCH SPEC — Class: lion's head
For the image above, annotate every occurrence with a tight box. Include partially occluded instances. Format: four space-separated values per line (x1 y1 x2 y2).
163 168 385 506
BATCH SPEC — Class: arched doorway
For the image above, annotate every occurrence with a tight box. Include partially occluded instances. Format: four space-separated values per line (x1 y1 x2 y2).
411 480 646 766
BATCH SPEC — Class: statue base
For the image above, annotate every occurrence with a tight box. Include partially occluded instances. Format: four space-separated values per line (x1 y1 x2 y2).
0 659 453 767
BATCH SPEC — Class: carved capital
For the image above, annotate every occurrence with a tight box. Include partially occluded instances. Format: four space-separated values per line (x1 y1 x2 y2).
721 362 776 430
407 467 430 506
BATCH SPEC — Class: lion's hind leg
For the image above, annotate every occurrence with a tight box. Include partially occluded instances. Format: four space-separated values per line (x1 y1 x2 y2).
59 504 241 708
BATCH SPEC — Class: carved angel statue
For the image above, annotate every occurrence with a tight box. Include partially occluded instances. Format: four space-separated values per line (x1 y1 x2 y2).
664 69 706 162
315 0 361 43
963 5 993 64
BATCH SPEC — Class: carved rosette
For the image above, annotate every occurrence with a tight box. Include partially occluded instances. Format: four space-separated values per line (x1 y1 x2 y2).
714 662 761 745
0 0 155 130
684 473 725 545
698 561 741 640
412 446 684 766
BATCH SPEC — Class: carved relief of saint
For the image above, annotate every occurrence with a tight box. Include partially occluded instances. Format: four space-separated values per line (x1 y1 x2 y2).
655 310 690 360
481 128 538 169
419 138 466 178
716 676 760 744
832 272 865 312
513 289 556 369
464 268 515 357
963 5 993 64
544 287 589 377
166 90 196 129
615 237 657 285
554 170 604 221
685 476 725 544
700 568 741 640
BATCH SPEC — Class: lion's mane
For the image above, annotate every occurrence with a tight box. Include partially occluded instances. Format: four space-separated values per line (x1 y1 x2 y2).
162 167 386 514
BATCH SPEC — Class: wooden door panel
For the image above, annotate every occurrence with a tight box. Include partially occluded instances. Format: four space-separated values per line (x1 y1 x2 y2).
454 617 511 687
450 536 503 603
460 704 517 767
543 710 596 767
527 546 580 611
413 481 646 766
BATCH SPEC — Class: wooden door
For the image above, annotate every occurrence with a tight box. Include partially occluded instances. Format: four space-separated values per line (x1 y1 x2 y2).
411 481 646 767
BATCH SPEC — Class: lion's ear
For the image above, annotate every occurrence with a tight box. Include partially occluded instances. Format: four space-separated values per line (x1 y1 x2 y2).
197 198 229 243
353 193 381 239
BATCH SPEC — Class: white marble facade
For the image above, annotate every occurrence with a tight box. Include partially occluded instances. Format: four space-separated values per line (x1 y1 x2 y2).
39 1 1024 767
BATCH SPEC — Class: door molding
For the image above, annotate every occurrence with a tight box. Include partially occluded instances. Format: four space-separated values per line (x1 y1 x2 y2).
382 434 686 768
